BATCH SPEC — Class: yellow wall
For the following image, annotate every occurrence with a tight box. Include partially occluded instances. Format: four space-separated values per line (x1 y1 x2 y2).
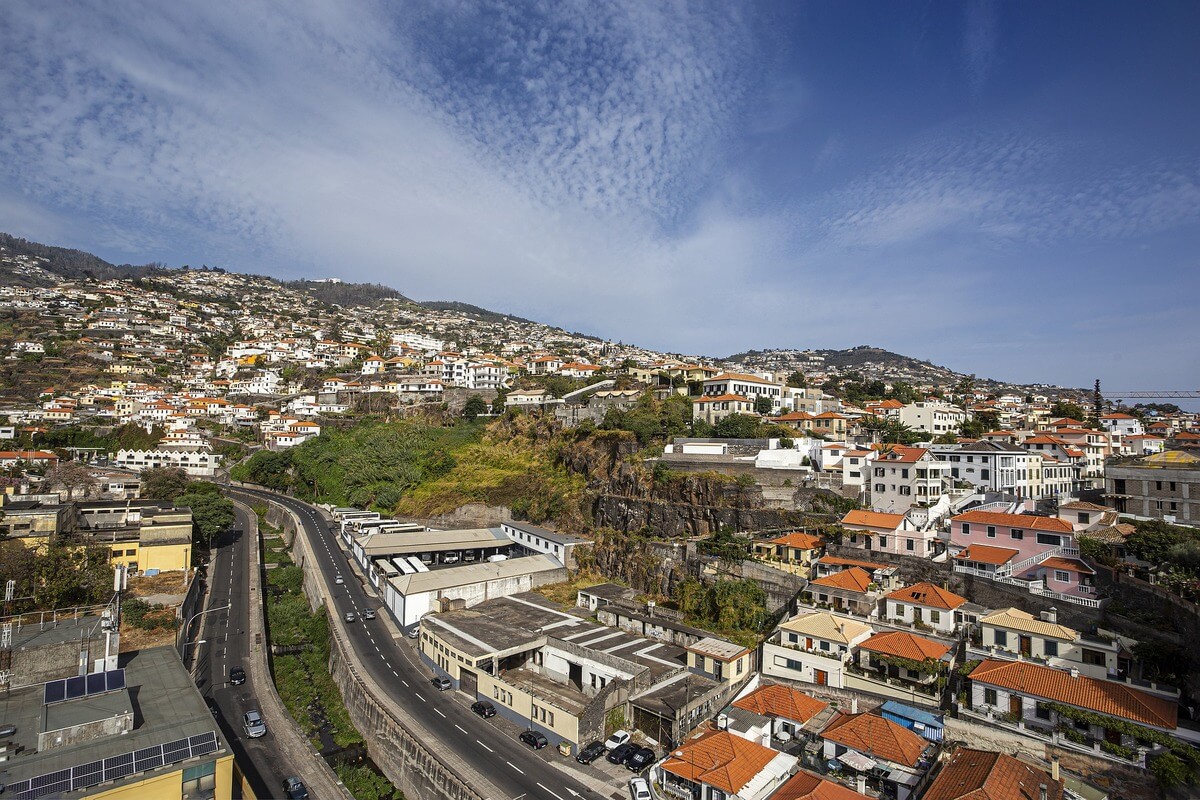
138 542 193 572
89 754 235 800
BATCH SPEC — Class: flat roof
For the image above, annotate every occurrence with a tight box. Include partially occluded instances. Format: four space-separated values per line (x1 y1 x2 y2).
360 527 507 555
501 520 588 545
686 636 749 661
0 647 230 789
388 554 564 595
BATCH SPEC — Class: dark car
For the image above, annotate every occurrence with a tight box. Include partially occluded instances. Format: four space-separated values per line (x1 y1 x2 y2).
471 701 497 718
625 747 655 772
229 666 246 686
519 730 549 750
606 742 634 764
430 676 452 691
576 741 605 764
283 776 310 800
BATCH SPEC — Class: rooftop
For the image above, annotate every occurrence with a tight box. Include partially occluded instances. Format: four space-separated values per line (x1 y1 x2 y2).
732 683 829 724
884 582 967 610
859 631 952 662
820 712 930 768
387 553 564 595
922 748 1064 800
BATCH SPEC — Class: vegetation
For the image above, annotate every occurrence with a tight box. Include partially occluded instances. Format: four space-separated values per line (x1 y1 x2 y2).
1050 400 1087 421
121 598 179 631
600 392 692 445
0 541 115 610
676 578 769 646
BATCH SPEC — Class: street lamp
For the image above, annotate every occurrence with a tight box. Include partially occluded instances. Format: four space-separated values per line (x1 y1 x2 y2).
178 604 230 666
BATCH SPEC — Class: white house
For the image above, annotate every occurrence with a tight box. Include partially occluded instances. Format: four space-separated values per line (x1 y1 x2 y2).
762 610 872 688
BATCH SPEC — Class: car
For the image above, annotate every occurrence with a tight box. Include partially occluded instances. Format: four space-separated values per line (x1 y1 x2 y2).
575 741 605 764
430 676 452 691
363 609 376 620
344 612 357 623
0 723 17 738
406 626 420 639
604 729 631 750
519 730 549 749
606 742 634 764
629 777 652 800
471 701 496 718
442 554 459 564
625 747 655 772
283 777 310 800
242 710 267 738
229 666 246 685
334 575 344 585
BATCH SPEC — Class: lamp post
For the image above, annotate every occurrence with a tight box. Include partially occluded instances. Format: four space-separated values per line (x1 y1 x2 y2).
179 604 230 667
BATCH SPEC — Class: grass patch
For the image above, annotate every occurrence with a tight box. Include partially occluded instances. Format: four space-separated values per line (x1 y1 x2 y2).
532 572 610 607
335 762 404 800
272 613 362 749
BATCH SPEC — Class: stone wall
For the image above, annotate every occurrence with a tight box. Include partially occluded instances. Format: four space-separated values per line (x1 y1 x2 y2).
395 502 511 530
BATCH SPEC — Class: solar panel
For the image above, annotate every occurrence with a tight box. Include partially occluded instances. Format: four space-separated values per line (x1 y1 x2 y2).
71 760 104 790
134 747 164 773
189 731 218 756
104 751 135 782
106 667 126 691
31 770 70 793
163 737 191 762
86 671 106 694
65 674 86 699
43 679 66 705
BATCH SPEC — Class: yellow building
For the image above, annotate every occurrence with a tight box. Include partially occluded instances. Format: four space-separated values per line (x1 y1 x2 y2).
0 647 239 799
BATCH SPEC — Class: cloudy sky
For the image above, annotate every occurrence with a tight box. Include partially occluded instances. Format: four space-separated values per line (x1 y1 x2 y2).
2 1 1198 390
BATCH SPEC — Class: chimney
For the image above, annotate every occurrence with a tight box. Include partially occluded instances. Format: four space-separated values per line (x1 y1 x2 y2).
851 697 859 714
857 775 867 794
1051 756 1060 781
1047 607 1057 623
1039 784 1047 800
1069 667 1079 678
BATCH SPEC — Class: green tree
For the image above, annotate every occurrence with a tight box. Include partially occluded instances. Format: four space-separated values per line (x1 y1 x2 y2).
232 450 293 492
1126 519 1200 565
177 483 235 551
1050 400 1087 421
785 371 806 389
754 395 773 415
714 414 761 439
141 467 191 501
462 395 488 421
1149 752 1190 789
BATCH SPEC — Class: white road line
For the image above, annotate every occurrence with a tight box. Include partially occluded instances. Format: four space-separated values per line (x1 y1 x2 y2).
392 669 398 676
537 783 565 800
434 708 446 718
401 680 409 687
454 724 467 734
506 762 524 774
476 740 493 752
414 692 425 702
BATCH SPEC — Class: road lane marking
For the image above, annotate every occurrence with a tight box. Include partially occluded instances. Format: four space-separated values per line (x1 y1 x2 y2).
414 692 425 702
454 724 467 734
476 740 493 752
537 783 565 800
401 680 409 687
434 708 445 718
506 762 524 774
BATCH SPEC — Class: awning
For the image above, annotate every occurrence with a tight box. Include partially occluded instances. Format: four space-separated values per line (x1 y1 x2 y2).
838 750 877 772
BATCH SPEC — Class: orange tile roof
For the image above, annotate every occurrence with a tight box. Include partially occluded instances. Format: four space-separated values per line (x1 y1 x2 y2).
733 684 829 724
709 372 777 385
771 532 825 550
811 566 873 593
820 713 929 767
818 555 890 572
841 509 907 531
877 445 929 463
885 581 967 610
1038 557 1094 574
922 748 1063 800
968 659 1177 729
777 411 816 421
772 771 871 800
859 631 951 661
953 510 1074 533
660 729 782 794
953 545 1019 566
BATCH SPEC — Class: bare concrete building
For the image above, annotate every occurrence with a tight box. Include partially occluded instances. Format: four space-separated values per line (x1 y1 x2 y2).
1105 450 1200 525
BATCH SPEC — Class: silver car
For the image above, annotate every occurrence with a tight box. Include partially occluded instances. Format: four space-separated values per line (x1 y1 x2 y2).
243 710 267 738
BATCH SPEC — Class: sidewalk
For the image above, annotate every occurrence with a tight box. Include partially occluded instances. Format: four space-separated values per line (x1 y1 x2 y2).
234 498 352 800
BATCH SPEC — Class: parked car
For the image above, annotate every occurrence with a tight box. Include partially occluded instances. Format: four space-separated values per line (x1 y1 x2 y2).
519 730 549 750
442 554 459 564
471 701 497 718
229 666 246 686
629 777 652 800
242 710 267 738
625 747 655 772
606 742 634 764
430 676 452 691
344 612 357 623
363 609 376 620
576 741 605 764
334 575 345 585
407 626 420 639
283 776 310 799
605 730 631 750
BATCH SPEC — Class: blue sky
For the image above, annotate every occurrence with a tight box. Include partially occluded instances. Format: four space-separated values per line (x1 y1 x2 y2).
1 1 1198 391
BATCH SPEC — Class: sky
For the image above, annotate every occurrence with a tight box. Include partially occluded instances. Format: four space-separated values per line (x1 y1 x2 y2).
1 1 1198 392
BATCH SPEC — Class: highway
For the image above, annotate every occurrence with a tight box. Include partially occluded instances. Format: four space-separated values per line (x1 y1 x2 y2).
187 505 296 800
228 486 622 800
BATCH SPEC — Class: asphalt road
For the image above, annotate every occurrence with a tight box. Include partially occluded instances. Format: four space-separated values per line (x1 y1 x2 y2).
229 486 625 800
188 505 295 800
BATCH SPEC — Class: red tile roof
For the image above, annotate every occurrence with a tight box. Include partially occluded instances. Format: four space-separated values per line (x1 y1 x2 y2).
952 510 1074 533
922 749 1063 800
953 545 1019 566
968 659 1177 729
660 729 782 794
772 770 871 800
859 631 951 661
1038 557 1095 574
770 532 825 550
733 684 828 724
820 713 929 767
884 581 967 610
841 510 907 531
817 555 890 572
810 566 873 593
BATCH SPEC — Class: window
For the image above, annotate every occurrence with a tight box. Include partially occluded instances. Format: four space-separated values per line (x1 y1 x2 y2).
1010 529 1024 540
1155 481 1162 491
994 630 1007 647
894 603 905 617
820 640 830 651
875 484 885 493
1054 570 1071 583
182 762 216 799
1036 533 1061 546
984 688 998 705
930 610 941 624
1036 702 1052 720
1081 649 1106 667
1044 640 1058 657
899 486 911 496
986 526 996 538
902 468 909 479
961 523 970 534
906 538 915 551
879 536 888 548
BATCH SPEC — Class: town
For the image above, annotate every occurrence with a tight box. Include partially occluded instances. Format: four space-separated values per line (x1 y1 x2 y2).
0 236 1198 800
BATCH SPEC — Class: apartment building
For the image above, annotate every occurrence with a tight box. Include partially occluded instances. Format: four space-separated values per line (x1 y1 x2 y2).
868 446 949 514
1105 449 1200 525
